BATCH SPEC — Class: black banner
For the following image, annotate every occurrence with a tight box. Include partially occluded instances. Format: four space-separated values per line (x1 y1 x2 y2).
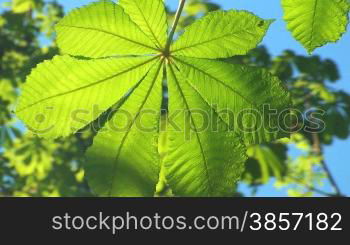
0 198 349 242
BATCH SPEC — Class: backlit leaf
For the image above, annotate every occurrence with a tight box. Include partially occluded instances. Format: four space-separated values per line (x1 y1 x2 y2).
16 0 291 197
164 64 247 196
119 0 168 49
86 62 163 197
282 0 350 53
56 1 159 58
171 10 273 58
17 55 157 138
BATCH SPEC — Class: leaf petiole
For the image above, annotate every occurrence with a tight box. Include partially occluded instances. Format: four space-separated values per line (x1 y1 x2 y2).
164 0 186 57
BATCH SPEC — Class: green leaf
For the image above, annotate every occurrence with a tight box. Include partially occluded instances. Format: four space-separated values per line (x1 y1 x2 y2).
55 0 159 58
282 0 350 54
16 55 157 138
173 56 291 145
164 64 247 197
171 10 273 58
86 62 163 197
16 0 291 197
12 0 35 13
246 145 285 184
119 0 168 49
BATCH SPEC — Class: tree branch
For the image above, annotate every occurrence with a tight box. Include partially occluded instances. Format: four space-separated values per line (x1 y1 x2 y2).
308 108 344 196
320 158 343 196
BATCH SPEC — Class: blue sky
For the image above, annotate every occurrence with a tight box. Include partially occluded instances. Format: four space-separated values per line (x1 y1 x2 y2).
1 0 349 196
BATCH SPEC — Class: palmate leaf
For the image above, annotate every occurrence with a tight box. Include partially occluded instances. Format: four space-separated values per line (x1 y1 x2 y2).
281 0 350 54
16 0 291 197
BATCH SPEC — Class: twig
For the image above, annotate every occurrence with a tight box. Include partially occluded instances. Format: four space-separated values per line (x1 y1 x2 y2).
310 127 343 196
288 176 342 197
305 101 344 196
320 158 343 196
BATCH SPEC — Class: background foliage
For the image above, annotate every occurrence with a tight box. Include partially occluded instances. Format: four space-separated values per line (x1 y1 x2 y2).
0 0 349 197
